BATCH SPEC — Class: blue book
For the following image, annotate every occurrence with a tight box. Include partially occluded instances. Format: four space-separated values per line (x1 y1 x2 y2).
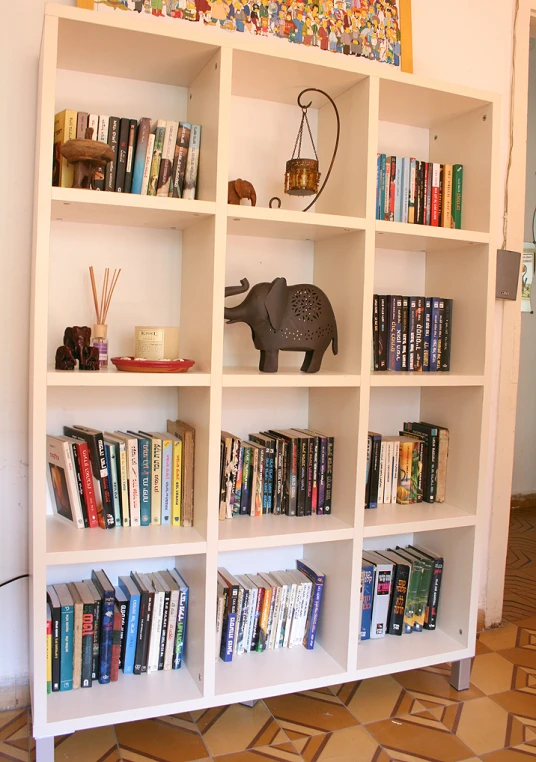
169 569 189 669
361 562 374 640
91 570 115 684
394 159 403 222
127 432 151 526
54 584 74 691
380 154 387 220
430 297 441 372
118 576 140 675
376 154 381 220
402 158 411 223
423 297 432 372
394 295 403 372
296 560 325 650
131 117 151 194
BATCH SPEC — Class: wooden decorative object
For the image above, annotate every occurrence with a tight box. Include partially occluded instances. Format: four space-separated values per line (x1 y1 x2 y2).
60 127 114 190
224 277 338 373
228 179 257 206
55 325 99 371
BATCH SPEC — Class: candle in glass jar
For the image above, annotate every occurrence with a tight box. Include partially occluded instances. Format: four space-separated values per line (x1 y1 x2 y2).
135 326 180 360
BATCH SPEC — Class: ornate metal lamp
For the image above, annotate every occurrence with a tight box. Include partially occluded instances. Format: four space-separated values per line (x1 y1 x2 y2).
284 88 341 213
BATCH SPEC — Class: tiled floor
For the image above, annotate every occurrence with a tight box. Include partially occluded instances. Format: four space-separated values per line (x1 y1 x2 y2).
3 508 536 762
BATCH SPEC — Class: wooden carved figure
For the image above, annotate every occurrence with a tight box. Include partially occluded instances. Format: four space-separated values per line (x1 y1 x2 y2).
224 277 338 373
228 179 257 206
60 127 114 190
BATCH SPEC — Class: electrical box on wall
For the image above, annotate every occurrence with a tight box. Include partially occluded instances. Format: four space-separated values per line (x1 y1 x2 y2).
496 249 521 300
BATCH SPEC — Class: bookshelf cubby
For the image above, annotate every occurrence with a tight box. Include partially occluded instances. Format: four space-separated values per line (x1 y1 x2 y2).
30 4 499 755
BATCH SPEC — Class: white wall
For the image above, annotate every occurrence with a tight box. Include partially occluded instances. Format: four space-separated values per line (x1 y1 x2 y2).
512 43 536 496
0 0 516 702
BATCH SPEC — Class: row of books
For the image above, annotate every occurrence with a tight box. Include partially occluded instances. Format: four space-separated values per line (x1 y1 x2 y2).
46 567 189 692
217 561 325 662
53 110 201 198
376 155 463 229
372 295 453 372
366 422 449 509
361 545 443 639
46 420 194 530
219 428 334 519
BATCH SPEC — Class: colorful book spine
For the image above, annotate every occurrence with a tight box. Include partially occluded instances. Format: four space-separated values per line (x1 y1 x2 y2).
161 437 172 525
394 158 403 223
171 437 183 526
157 120 179 197
131 117 151 194
360 563 373 640
53 109 77 188
46 605 52 694
380 154 387 220
136 435 152 526
91 571 115 685
182 125 202 200
141 133 156 195
170 122 192 198
118 577 140 675
147 120 166 196
425 161 432 226
384 157 391 220
408 158 416 224
376 154 382 220
397 441 414 505
402 157 410 223
431 163 441 226
78 442 99 528
452 164 463 229
151 437 162 524
441 164 453 228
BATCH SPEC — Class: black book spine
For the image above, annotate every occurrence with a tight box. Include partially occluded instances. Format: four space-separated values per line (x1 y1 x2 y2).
414 161 421 224
71 443 89 527
304 438 313 516
373 294 379 371
117 599 128 671
426 162 433 225
379 295 388 370
436 298 445 372
171 123 191 198
395 295 403 371
257 446 267 515
317 437 326 514
324 437 334 514
158 591 170 670
105 116 120 192
81 602 94 688
368 435 382 508
95 434 115 527
114 118 130 192
133 587 148 675
49 600 60 692
424 557 443 630
409 424 438 502
401 296 409 371
403 428 431 503
408 296 416 371
387 563 409 636
414 297 424 371
91 597 100 681
288 438 298 516
418 162 426 224
438 165 444 224
273 438 282 515
441 299 453 371
124 119 137 193
414 438 425 503
141 590 154 672
297 438 307 517
365 435 372 509
311 435 319 514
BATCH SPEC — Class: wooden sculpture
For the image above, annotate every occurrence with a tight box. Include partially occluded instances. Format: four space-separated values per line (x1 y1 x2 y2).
60 127 114 190
228 179 257 206
55 326 99 371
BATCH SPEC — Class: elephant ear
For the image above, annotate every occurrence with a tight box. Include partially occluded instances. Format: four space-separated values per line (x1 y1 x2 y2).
265 277 288 331
234 179 246 198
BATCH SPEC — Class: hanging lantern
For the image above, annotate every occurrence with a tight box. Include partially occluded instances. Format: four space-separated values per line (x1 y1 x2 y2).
284 88 341 213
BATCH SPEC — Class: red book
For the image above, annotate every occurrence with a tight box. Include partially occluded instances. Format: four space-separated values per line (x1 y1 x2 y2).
431 163 440 226
110 604 122 682
78 442 99 528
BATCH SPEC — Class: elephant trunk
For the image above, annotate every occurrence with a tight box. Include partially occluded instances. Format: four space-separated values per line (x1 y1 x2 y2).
224 278 250 299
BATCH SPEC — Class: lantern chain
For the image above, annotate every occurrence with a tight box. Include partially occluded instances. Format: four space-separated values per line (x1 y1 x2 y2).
291 107 319 162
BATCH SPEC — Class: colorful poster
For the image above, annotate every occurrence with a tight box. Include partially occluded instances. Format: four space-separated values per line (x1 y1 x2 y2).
522 244 534 313
85 0 402 66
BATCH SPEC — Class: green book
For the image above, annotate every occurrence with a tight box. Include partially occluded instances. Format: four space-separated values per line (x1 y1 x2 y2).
452 164 463 229
54 583 74 691
387 549 419 633
396 547 432 631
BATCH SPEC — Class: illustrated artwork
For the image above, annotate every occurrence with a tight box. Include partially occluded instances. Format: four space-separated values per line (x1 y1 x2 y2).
81 0 404 68
224 277 338 373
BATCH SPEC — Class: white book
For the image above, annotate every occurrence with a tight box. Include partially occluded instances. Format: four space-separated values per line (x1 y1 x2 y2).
141 133 155 195
286 572 303 648
157 120 178 198
383 440 393 505
46 435 85 528
269 572 289 649
246 585 258 652
146 574 165 673
391 440 400 504
157 571 179 671
377 441 386 505
287 570 312 648
362 551 393 639
233 585 244 655
89 113 100 140
280 572 297 648
114 433 140 526
104 433 129 526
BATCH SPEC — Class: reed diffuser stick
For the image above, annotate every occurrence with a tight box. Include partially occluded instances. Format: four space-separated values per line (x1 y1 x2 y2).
89 266 121 368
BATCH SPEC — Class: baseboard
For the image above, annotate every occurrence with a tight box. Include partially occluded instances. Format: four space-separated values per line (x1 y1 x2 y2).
0 678 30 711
511 493 536 510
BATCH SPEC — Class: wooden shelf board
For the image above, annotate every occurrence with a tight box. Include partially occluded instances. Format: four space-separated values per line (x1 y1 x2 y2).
47 366 211 387
51 188 216 229
363 503 477 538
46 518 206 565
222 368 360 387
370 372 485 388
215 642 345 698
375 220 489 252
44 665 203 736
356 628 469 679
218 514 354 552
226 205 366 240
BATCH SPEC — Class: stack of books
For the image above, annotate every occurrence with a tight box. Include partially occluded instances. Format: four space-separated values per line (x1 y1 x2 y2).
217 561 325 662
376 155 463 228
46 420 194 529
46 567 189 692
372 295 453 372
361 545 443 639
53 110 201 198
219 428 334 519
366 423 449 508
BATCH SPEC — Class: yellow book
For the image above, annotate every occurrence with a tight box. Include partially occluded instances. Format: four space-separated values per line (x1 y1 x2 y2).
171 437 182 526
53 109 77 188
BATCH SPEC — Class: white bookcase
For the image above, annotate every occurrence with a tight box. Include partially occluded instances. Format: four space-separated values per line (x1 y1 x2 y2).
30 3 500 754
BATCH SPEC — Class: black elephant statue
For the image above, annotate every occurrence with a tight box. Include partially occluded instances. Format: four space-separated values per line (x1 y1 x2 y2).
224 277 338 373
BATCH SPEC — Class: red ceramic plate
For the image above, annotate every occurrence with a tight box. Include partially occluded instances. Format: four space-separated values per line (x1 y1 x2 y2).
111 357 195 373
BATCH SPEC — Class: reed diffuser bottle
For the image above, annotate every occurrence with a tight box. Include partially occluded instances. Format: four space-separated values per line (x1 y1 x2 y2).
89 266 121 368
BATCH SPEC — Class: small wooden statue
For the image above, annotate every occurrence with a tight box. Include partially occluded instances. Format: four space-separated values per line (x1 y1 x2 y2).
60 127 114 190
55 326 99 371
228 179 257 206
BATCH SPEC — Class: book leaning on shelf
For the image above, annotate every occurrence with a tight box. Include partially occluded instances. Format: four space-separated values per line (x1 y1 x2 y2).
46 420 194 529
376 154 463 229
219 427 334 519
216 560 325 662
360 545 444 641
46 567 189 692
365 422 449 509
52 109 201 199
372 295 453 373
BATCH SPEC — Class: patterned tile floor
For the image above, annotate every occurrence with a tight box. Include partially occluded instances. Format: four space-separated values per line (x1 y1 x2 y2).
3 508 536 762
